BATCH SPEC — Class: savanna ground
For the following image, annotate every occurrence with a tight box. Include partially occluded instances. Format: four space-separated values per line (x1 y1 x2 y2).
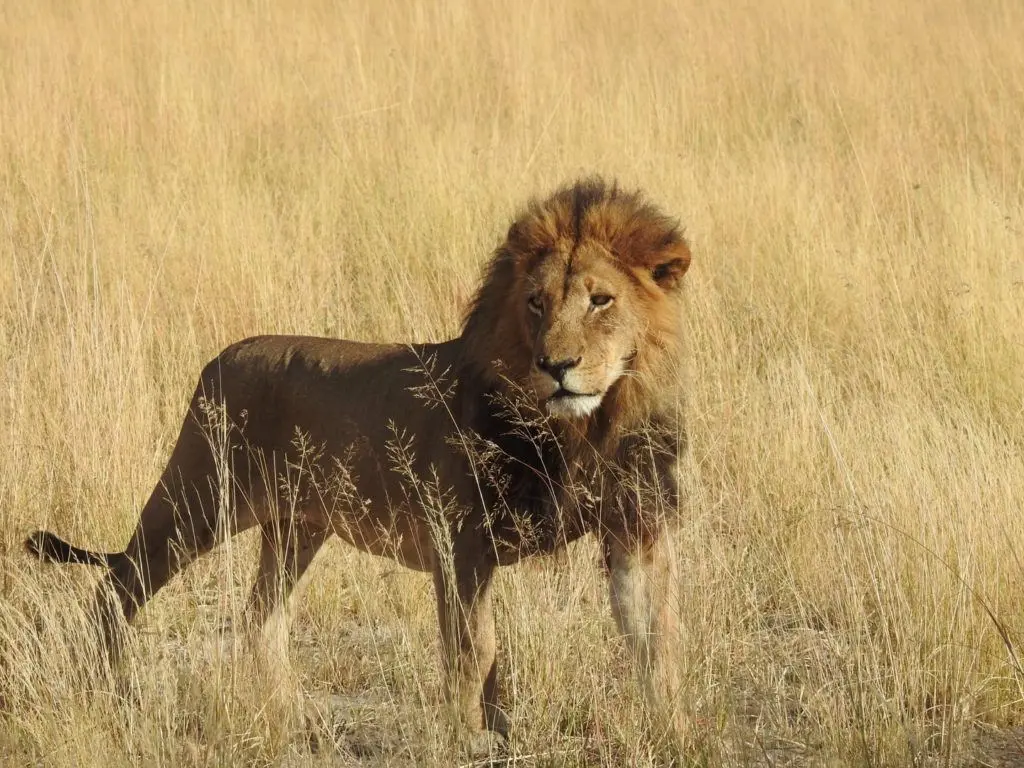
1 0 1023 765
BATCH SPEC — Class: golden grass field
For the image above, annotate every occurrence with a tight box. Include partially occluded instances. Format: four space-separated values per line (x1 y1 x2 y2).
2 0 1023 764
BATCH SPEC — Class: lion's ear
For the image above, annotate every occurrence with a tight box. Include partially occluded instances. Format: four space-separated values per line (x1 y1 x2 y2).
650 243 691 291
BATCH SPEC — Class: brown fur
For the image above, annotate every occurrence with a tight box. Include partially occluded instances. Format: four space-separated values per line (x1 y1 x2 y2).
26 177 690 754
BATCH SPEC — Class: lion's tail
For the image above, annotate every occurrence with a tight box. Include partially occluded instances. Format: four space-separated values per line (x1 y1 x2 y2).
25 530 113 567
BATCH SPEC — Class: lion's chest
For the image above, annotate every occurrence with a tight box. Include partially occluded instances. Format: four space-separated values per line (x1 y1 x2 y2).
468 407 605 561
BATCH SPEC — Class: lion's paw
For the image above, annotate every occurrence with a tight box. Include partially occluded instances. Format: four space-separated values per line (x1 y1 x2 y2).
463 728 509 762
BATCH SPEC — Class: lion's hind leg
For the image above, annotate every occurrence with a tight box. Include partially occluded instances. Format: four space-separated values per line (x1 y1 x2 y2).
244 519 331 738
245 518 331 662
25 424 246 666
90 394 266 661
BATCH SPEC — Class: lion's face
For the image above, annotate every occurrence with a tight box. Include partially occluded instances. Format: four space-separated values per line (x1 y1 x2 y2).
462 178 691 423
523 245 643 419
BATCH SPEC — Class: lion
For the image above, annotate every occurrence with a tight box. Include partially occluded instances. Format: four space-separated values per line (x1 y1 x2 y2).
26 177 691 754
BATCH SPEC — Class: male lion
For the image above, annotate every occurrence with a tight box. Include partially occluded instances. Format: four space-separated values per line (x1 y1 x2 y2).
26 177 691 752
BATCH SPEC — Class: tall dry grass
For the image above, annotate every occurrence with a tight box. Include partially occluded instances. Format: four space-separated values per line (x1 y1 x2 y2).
2 0 1023 764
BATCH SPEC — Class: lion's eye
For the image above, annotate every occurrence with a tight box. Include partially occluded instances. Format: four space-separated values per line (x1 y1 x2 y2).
590 294 614 309
527 295 544 315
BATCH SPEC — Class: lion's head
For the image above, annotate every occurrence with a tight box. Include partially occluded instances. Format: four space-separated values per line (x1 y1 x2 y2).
463 178 691 424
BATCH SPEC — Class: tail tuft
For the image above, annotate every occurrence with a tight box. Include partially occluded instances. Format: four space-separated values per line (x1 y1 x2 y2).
25 530 110 567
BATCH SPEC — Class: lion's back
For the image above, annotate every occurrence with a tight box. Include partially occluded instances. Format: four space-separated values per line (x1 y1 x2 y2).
189 335 458 450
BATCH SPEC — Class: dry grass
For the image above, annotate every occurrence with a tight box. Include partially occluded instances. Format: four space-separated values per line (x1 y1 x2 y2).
2 0 1023 765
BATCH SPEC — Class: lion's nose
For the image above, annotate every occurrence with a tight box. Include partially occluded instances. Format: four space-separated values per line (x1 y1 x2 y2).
536 355 582 383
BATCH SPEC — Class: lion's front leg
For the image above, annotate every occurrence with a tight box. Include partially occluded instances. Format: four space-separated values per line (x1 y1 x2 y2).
432 547 508 754
603 529 685 742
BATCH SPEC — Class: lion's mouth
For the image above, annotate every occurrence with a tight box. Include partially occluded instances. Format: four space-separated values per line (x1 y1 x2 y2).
543 387 605 419
548 388 600 401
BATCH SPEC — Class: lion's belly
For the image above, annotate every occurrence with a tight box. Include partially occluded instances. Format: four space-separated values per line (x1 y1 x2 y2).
327 508 437 572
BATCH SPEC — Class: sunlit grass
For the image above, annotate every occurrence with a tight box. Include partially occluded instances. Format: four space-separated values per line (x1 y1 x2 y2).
2 0 1023 764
